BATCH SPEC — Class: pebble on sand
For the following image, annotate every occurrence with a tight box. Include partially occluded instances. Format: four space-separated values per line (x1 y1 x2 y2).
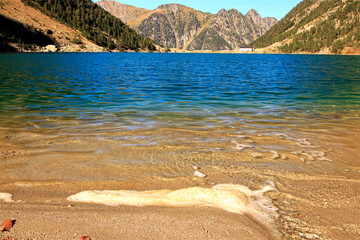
192 165 199 170
251 152 263 158
194 171 207 178
0 193 15 203
271 151 280 159
231 141 252 151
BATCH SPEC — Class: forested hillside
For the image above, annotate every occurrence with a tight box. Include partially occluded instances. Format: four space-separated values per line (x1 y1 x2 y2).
21 0 155 51
252 0 360 54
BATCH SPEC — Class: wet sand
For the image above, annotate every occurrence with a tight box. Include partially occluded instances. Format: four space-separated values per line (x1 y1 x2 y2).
0 122 360 239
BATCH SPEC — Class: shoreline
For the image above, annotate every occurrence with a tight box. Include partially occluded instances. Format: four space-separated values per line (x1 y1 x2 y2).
0 198 278 240
2 49 360 55
1 126 360 239
1 52 359 239
1 169 360 239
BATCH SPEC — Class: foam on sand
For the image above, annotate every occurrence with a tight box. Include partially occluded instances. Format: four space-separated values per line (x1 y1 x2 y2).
0 192 15 203
68 182 279 233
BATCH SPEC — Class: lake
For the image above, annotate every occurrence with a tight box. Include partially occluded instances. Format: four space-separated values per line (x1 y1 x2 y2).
0 53 359 181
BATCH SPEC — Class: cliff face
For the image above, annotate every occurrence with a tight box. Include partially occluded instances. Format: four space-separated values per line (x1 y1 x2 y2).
137 4 213 49
252 0 360 54
246 9 277 36
187 9 278 50
97 1 278 51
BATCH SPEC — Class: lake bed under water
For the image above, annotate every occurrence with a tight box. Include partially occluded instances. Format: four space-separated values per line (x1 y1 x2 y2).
0 53 359 239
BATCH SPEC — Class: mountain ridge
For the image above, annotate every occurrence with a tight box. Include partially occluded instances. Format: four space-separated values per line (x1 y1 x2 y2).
0 0 156 52
97 0 278 51
252 0 360 54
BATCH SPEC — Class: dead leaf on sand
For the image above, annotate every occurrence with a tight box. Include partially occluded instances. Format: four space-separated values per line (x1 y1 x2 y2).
0 218 16 231
81 236 91 240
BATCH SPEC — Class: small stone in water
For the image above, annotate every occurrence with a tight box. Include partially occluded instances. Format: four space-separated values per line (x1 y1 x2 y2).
281 155 288 160
194 171 207 178
291 151 302 156
231 141 252 151
192 165 199 170
251 152 263 158
319 157 333 162
271 151 280 159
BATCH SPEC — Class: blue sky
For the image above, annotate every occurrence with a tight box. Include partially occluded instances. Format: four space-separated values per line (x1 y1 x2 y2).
94 0 303 20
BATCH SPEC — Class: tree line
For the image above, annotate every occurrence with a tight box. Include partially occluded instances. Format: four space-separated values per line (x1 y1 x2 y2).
22 0 156 51
252 0 360 54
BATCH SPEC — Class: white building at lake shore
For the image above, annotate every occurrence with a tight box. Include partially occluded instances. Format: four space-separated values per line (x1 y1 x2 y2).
239 47 254 53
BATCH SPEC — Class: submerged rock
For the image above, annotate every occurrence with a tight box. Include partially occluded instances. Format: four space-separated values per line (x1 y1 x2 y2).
192 165 199 170
194 171 207 178
271 151 280 159
231 141 252 151
251 152 263 158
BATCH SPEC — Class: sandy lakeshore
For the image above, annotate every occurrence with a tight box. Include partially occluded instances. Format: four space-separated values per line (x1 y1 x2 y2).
1 123 360 240
1 168 360 239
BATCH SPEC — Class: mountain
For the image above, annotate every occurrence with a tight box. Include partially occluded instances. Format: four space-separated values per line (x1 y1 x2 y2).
0 14 54 52
94 1 151 24
97 0 278 51
187 8 277 51
0 0 155 52
252 0 360 54
0 0 103 52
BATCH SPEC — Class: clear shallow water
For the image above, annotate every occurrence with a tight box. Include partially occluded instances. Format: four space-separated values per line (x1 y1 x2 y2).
0 53 359 174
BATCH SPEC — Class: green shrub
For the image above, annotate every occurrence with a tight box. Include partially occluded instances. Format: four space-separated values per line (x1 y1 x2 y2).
71 37 82 44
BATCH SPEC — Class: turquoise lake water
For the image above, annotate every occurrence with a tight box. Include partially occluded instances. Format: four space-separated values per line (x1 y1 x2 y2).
0 53 359 130
0 53 359 181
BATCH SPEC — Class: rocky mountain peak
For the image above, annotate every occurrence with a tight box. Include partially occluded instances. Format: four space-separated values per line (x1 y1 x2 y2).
96 0 150 24
217 8 227 14
97 2 278 51
157 4 185 14
245 9 277 34
245 9 262 24
217 8 243 18
246 9 261 18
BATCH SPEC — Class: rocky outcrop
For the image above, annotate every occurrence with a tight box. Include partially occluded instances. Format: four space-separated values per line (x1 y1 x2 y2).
188 8 275 50
97 0 150 24
245 9 277 35
97 1 278 51
137 4 212 49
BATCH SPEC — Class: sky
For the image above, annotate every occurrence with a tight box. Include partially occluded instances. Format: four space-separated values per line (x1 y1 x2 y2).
94 0 303 20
